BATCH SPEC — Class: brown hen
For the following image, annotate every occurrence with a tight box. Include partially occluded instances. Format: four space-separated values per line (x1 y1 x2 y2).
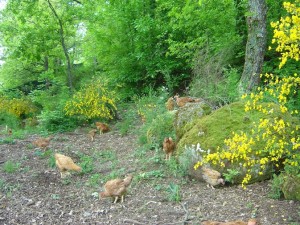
166 97 175 111
88 129 98 142
54 153 82 178
201 166 224 189
32 137 52 150
163 137 176 160
95 122 110 134
100 174 133 203
174 94 202 107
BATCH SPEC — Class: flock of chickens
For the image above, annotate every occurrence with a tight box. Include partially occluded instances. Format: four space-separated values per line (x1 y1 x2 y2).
27 95 258 225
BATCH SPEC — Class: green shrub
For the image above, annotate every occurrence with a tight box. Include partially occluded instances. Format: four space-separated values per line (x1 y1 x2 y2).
38 110 79 132
268 174 284 199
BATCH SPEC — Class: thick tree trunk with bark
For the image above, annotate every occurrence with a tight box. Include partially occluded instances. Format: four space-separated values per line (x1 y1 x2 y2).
238 0 267 94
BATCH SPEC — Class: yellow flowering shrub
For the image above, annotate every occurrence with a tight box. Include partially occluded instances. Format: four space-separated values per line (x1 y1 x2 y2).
195 1 300 188
0 95 37 118
270 1 300 68
64 81 117 120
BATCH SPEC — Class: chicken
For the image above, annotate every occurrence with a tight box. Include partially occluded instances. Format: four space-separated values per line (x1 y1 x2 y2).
200 166 225 189
201 219 258 225
95 122 110 134
54 153 82 178
163 137 176 160
100 174 133 203
166 97 175 111
174 94 202 107
32 136 52 150
88 129 97 142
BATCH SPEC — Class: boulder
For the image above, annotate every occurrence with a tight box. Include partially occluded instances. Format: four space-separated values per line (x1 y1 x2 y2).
281 174 300 201
176 101 298 184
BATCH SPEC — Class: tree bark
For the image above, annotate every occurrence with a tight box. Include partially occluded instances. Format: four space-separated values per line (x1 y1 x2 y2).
47 0 74 92
238 0 267 94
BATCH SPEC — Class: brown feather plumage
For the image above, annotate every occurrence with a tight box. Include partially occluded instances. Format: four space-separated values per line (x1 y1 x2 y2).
100 174 133 203
54 153 82 178
163 137 176 160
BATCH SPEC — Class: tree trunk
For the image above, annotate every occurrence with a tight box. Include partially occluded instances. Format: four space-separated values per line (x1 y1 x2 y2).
47 0 74 92
238 0 267 94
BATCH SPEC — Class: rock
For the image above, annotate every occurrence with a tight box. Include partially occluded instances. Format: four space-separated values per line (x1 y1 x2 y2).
175 101 212 141
281 174 300 201
176 101 297 184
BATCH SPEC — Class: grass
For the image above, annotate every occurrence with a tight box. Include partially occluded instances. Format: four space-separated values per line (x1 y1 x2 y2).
0 137 15 144
2 160 21 173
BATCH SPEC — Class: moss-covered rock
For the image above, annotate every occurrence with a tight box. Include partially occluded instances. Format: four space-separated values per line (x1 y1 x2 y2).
176 101 298 184
175 101 212 140
281 174 300 201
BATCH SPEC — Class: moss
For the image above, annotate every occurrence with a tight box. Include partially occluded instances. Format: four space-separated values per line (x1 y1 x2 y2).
177 101 295 156
176 101 298 184
175 102 212 140
281 174 300 201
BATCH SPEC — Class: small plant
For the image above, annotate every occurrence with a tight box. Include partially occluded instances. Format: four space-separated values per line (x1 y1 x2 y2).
95 150 117 162
137 170 165 181
87 174 101 187
2 160 20 173
0 179 20 196
223 169 241 184
79 155 94 174
165 158 186 177
48 155 56 168
61 178 72 185
268 174 284 199
51 194 61 199
0 137 15 144
167 183 181 202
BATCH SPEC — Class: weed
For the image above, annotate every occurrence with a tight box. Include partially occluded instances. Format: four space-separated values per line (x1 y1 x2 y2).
48 155 56 168
2 160 20 173
268 174 284 199
165 158 186 177
102 170 120 183
223 169 240 184
0 138 15 144
61 178 71 185
21 166 31 173
0 179 20 197
51 194 61 199
87 173 101 187
79 155 94 174
95 150 117 162
137 170 165 181
34 149 52 159
167 183 181 202
154 184 163 191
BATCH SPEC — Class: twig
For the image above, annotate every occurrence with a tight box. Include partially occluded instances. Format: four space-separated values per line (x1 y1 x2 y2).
180 202 189 225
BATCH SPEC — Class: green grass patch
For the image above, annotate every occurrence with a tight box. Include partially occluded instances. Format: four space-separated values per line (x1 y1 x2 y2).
2 160 21 173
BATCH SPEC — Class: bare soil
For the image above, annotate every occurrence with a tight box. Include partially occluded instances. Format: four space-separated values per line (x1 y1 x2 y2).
0 127 299 225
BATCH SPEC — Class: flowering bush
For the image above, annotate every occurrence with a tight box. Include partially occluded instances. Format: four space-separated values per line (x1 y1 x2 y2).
0 95 37 118
64 81 117 120
194 0 300 188
270 1 300 68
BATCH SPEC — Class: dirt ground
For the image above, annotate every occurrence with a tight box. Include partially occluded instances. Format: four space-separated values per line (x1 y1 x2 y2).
0 127 299 225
